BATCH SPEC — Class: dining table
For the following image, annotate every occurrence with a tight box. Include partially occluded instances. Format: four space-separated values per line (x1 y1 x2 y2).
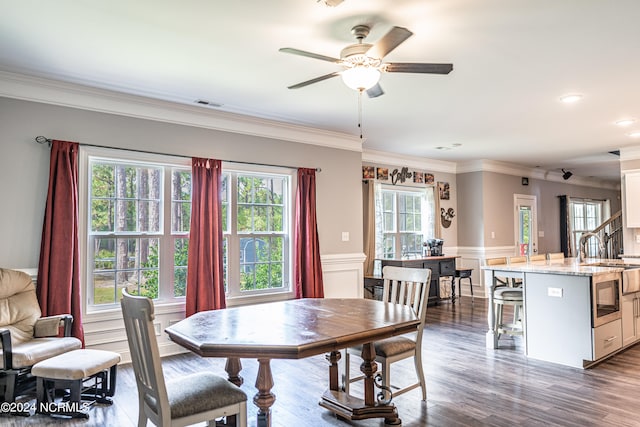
164 298 420 427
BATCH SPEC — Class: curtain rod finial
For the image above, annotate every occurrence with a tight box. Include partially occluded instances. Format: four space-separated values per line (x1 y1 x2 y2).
35 136 52 146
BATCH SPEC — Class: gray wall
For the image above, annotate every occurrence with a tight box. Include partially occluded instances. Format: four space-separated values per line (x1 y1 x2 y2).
457 170 621 253
0 97 364 268
457 171 484 247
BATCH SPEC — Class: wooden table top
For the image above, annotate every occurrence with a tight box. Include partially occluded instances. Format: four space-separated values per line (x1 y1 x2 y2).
165 298 419 359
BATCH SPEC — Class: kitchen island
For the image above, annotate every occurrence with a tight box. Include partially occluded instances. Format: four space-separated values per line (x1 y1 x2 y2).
482 258 632 368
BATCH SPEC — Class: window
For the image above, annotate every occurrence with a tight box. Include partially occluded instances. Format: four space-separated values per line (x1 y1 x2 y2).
570 198 610 255
376 185 435 259
85 153 190 309
82 148 293 311
222 170 292 298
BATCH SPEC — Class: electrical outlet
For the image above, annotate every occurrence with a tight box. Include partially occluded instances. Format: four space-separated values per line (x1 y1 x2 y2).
548 287 563 297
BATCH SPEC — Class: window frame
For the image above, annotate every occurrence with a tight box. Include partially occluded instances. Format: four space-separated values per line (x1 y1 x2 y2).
80 147 191 313
222 164 295 302
377 184 435 259
570 199 607 256
79 147 296 315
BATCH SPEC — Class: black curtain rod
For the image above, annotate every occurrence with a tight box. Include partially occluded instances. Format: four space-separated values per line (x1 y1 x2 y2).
34 136 321 172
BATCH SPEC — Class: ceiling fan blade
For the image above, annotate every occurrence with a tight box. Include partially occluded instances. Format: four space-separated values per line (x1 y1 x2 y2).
385 62 453 74
279 47 340 63
366 83 384 98
287 72 340 89
366 26 413 59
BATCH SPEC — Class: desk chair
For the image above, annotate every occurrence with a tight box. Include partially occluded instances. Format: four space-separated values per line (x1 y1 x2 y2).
343 266 431 401
121 290 247 427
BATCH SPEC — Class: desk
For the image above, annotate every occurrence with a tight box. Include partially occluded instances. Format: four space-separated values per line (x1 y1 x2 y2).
365 256 457 305
165 298 419 427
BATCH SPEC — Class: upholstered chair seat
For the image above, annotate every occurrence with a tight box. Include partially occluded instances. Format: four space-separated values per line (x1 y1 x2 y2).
0 268 81 402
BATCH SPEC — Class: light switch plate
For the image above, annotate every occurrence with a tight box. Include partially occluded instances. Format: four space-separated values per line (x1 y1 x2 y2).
341 231 349 242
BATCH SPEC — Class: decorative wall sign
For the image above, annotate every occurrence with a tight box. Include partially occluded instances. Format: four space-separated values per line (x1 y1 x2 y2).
377 167 389 180
390 167 413 185
362 164 438 188
438 182 450 200
441 207 456 228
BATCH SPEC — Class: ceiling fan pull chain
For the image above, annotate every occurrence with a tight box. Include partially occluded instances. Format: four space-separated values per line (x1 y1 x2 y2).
358 89 363 140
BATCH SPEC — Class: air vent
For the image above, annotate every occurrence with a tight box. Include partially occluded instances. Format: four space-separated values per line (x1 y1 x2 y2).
195 100 223 108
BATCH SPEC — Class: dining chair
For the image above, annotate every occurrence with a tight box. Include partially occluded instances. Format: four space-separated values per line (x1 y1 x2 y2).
529 254 546 261
121 290 248 427
547 252 565 260
343 266 431 401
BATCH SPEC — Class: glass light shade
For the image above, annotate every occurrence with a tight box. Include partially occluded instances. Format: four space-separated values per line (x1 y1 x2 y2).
341 66 381 91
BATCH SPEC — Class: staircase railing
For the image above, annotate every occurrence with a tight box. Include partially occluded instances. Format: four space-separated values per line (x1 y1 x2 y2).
585 210 623 259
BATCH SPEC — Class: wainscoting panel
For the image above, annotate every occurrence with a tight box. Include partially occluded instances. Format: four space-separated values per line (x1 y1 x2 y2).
320 252 366 299
449 246 516 298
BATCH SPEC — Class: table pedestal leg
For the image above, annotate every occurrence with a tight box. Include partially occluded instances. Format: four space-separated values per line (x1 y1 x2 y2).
325 350 341 391
319 343 400 425
220 358 243 426
254 358 275 427
225 357 243 386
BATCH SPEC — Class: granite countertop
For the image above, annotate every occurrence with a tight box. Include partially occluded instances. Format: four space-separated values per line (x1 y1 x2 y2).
481 258 635 277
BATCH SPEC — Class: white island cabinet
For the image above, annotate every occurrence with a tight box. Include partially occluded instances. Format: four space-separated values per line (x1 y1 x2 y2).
483 259 624 369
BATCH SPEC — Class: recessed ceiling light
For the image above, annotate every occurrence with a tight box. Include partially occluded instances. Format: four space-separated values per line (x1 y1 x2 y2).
616 119 636 127
629 131 640 138
559 94 583 103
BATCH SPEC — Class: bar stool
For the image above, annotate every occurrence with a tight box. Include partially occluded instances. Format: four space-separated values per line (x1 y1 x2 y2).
494 287 524 339
485 257 524 341
454 268 473 303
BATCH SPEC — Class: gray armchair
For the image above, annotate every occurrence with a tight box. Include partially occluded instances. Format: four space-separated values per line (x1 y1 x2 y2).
0 268 82 402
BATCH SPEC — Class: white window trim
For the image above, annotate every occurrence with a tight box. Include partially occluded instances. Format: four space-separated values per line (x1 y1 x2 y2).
376 184 433 259
79 147 296 320
222 163 296 306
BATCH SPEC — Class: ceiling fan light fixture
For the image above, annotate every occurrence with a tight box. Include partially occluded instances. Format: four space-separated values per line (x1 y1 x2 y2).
341 66 381 91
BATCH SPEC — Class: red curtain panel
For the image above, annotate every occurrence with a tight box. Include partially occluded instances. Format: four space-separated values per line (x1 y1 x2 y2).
37 140 85 345
294 168 324 298
185 158 226 316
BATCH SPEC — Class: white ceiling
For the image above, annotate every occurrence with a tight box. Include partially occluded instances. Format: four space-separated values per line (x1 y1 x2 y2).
1 0 639 183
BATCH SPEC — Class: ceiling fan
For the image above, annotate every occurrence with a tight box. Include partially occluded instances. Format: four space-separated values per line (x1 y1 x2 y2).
280 25 453 98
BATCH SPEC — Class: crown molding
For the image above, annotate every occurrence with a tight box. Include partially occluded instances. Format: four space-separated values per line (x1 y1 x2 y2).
362 149 457 174
455 159 619 190
0 70 363 152
620 146 640 162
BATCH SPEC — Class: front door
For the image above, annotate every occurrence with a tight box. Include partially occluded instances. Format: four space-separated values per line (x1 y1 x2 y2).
514 194 538 256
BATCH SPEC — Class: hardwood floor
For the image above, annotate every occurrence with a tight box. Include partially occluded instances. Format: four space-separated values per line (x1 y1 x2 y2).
4 297 640 426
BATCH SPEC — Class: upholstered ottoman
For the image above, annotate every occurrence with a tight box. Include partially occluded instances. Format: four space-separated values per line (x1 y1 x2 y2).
31 349 120 418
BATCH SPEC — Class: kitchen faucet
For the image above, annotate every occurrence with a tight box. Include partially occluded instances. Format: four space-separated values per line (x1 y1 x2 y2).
577 232 605 263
